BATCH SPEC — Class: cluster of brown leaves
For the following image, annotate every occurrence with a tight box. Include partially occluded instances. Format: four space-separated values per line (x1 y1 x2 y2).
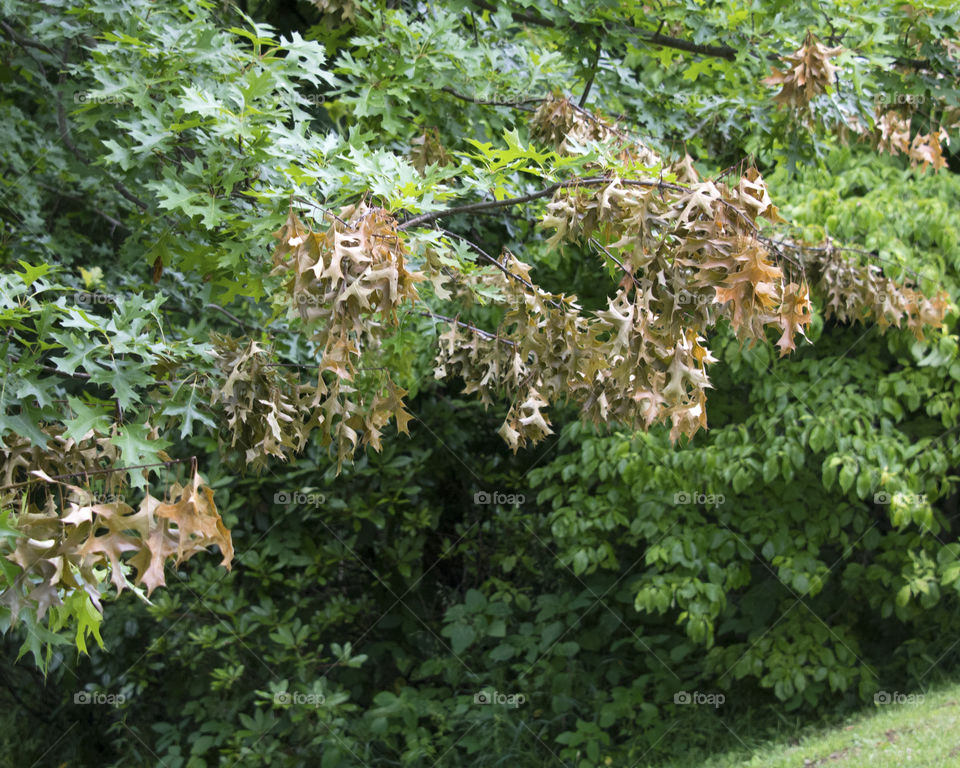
802 245 950 337
251 98 950 462
835 108 954 173
828 58 960 171
434 166 809 450
530 92 661 167
875 112 951 172
764 32 842 110
210 333 319 473
543 170 794 342
0 431 232 623
1 424 122 491
410 128 451 174
269 204 420 469
434 258 719 449
429 100 951 453
308 0 355 21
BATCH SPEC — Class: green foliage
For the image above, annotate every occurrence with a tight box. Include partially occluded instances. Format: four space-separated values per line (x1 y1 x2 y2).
2 0 960 766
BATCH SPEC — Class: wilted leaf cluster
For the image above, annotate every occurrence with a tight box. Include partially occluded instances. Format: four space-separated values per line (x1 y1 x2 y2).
803 246 950 336
764 32 842 111
0 430 231 645
876 112 952 172
269 204 419 468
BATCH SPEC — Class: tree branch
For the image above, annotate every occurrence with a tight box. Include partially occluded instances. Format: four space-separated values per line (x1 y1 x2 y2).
0 458 197 491
205 303 255 332
441 86 539 109
52 41 149 213
472 0 739 59
9 352 92 381
589 237 644 291
56 97 149 211
398 176 685 230
0 20 55 55
34 180 127 231
632 26 737 60
470 1 947 70
579 42 603 106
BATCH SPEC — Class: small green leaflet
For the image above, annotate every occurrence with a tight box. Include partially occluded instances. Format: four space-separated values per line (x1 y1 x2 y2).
109 421 172 489
67 591 105 655
64 397 112 442
164 381 217 438
464 128 556 173
14 261 52 288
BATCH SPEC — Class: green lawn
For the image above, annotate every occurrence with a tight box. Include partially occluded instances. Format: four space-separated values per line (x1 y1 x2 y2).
661 682 960 768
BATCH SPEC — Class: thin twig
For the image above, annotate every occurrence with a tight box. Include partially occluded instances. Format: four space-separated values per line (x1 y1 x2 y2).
440 86 539 110
436 227 564 310
762 235 925 284
8 353 92 380
34 180 127 230
53 44 148 213
0 20 55 55
589 237 645 292
566 100 636 146
205 303 254 332
579 43 602 107
0 458 196 492
413 310 517 346
292 196 349 227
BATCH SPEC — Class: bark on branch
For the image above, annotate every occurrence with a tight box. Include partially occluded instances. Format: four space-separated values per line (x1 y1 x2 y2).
398 176 685 231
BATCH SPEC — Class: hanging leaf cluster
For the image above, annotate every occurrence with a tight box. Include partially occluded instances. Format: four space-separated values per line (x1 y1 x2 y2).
764 32 843 111
434 168 801 450
410 128 451 174
798 245 950 336
268 204 419 468
427 104 950 451
210 333 319 473
875 112 951 172
0 430 231 634
232 92 956 460
530 92 661 167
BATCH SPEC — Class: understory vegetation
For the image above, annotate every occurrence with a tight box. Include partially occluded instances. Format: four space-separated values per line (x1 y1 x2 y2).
1 0 960 765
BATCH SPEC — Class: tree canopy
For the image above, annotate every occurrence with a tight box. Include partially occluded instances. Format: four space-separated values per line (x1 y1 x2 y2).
2 0 960 765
